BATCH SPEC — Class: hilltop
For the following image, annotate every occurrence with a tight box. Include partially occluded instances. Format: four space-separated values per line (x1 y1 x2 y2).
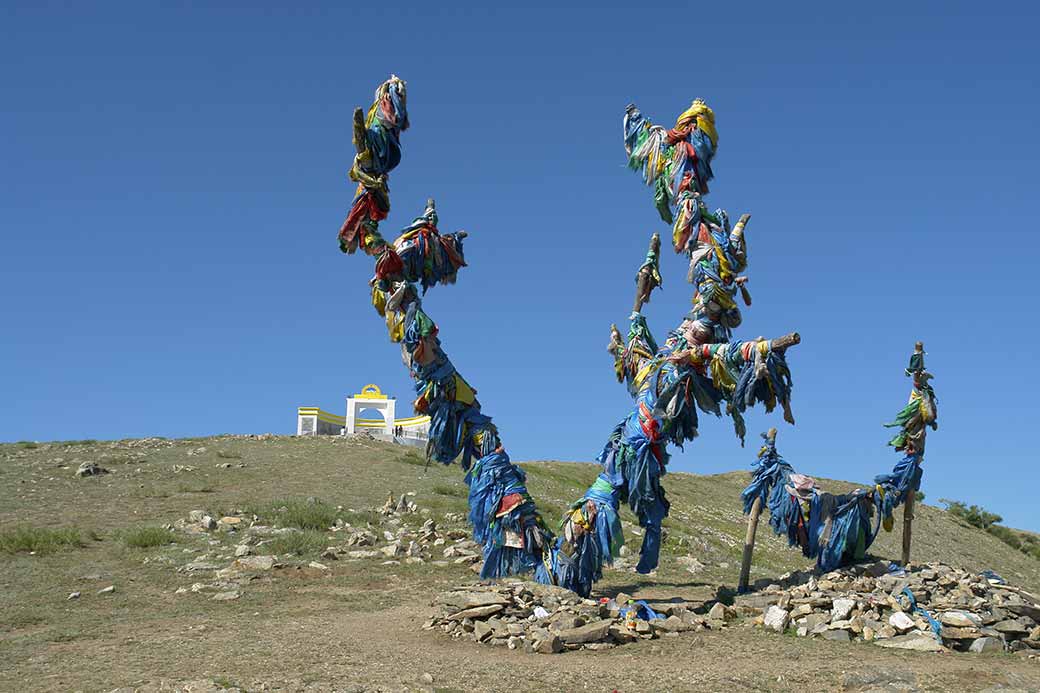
1 435 1038 692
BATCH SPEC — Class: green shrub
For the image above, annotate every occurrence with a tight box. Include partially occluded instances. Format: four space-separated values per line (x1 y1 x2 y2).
248 498 339 531
940 499 1002 530
986 525 1021 550
265 530 326 557
0 526 84 554
121 526 176 548
15 441 38 449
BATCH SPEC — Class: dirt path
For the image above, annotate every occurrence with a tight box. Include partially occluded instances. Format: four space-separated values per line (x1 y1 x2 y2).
5 588 1040 693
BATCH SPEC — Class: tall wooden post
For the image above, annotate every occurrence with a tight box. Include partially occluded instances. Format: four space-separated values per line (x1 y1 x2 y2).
901 490 915 566
738 496 763 593
738 427 776 593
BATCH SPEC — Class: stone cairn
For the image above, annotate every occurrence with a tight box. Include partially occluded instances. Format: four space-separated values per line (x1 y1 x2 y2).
425 581 729 654
425 560 1040 657
740 560 1040 655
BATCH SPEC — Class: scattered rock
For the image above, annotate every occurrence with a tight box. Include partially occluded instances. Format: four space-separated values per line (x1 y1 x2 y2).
764 606 790 633
230 555 275 572
67 592 80 600
708 602 735 622
831 598 855 621
75 461 109 477
211 590 240 601
889 611 916 633
98 585 116 595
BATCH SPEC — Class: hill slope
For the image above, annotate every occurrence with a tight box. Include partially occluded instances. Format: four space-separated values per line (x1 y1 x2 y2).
2 435 1038 692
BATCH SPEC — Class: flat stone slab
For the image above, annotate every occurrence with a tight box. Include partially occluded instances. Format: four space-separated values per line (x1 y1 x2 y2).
940 611 982 628
557 619 613 645
446 604 504 621
233 555 275 571
1006 604 1040 624
874 633 945 652
993 619 1032 635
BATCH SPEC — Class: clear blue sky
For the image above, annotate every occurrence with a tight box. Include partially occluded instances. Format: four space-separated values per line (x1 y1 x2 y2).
3 2 1038 530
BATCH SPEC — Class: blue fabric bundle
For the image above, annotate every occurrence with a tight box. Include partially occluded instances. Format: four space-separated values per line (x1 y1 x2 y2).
394 203 467 294
688 129 716 190
732 348 793 418
736 436 803 551
464 450 554 581
619 600 665 621
651 362 710 446
553 477 624 596
551 534 597 597
874 453 923 522
809 491 879 572
740 435 794 515
357 80 409 178
401 304 486 465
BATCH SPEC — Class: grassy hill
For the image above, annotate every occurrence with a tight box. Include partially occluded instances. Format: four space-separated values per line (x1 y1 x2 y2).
2 434 1039 692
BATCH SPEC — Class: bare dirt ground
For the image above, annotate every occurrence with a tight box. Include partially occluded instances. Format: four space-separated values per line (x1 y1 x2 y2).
2 435 1038 692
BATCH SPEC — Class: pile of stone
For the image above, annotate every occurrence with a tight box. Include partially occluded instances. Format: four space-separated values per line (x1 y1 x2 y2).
426 582 730 654
168 499 487 601
738 560 1040 655
379 491 417 515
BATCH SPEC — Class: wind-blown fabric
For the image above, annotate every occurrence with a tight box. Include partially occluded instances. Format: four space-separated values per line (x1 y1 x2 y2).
874 453 923 524
740 349 938 573
342 81 801 598
746 453 927 574
339 76 409 256
556 313 797 595
624 100 717 243
740 434 795 517
390 200 467 292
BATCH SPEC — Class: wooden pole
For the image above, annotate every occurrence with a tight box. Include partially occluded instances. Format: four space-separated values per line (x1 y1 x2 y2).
901 490 915 566
738 427 776 593
738 496 763 593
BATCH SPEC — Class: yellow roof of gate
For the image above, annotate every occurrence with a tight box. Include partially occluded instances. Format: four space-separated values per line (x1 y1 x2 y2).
354 383 387 399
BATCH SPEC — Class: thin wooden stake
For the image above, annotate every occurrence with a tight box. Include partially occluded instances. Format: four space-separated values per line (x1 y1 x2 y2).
738 496 763 593
738 427 777 593
901 491 915 566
